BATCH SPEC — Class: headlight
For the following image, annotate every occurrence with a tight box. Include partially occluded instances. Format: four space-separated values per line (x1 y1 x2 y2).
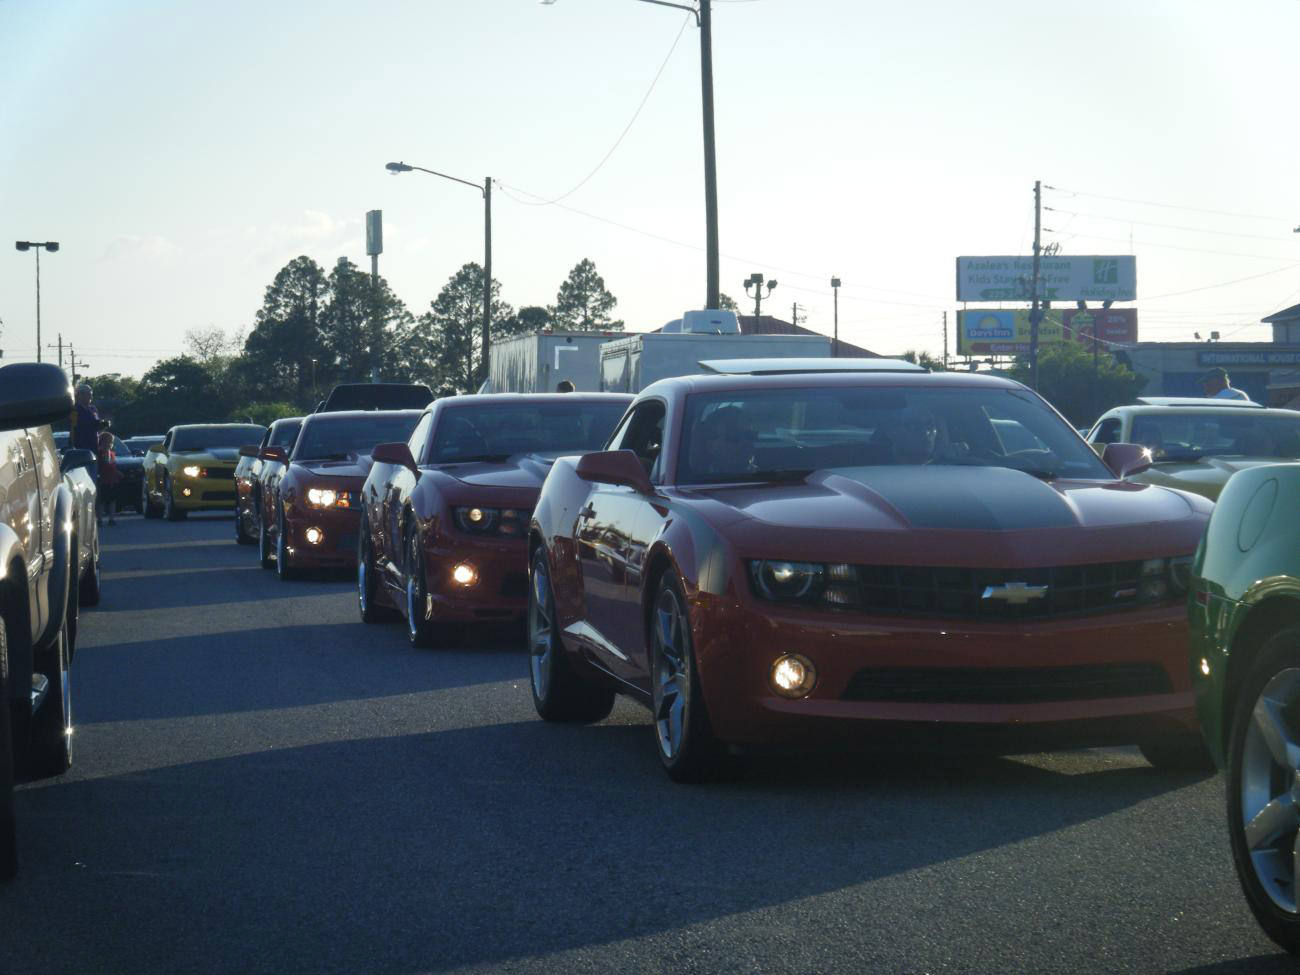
454 506 527 536
181 465 202 478
751 560 825 602
306 487 351 509
1140 556 1193 602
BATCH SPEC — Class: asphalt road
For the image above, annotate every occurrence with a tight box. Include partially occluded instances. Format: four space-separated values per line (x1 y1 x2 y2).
0 513 1292 974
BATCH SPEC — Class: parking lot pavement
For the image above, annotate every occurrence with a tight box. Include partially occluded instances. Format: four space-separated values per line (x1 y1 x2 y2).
0 513 1291 974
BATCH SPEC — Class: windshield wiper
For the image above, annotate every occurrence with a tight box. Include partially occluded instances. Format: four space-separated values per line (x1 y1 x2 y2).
439 453 512 464
724 468 816 483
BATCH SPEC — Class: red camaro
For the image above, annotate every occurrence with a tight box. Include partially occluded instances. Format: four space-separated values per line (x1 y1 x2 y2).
357 393 632 646
526 364 1214 781
262 409 422 580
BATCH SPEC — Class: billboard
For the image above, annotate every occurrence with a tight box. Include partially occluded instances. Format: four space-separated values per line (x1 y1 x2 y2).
956 256 1136 302
957 308 1138 356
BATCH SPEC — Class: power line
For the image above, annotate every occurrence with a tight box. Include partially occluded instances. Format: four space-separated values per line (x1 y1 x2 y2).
1044 207 1296 242
510 13 692 207
1044 185 1281 222
1042 229 1297 263
1141 263 1300 300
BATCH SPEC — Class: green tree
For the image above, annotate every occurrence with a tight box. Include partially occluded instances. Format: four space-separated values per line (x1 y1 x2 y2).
901 349 947 372
549 258 624 331
240 256 329 405
716 293 740 313
1007 342 1145 428
401 262 518 393
320 259 413 383
232 401 300 425
114 355 228 433
515 306 552 331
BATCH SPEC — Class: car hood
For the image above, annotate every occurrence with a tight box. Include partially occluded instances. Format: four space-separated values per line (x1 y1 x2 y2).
294 455 375 481
439 453 559 490
1131 456 1279 500
682 466 1208 565
172 447 241 464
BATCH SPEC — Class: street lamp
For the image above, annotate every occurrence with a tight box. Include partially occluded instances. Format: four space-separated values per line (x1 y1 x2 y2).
744 273 776 318
830 277 841 358
541 0 720 310
386 161 493 387
15 240 59 363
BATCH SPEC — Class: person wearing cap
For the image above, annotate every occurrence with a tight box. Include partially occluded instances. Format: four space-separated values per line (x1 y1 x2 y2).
1201 367 1250 401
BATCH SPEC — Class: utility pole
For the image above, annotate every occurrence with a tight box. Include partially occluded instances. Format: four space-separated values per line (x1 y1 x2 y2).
791 302 807 327
942 311 948 369
47 332 64 370
744 273 776 319
831 277 841 358
483 176 492 388
1028 180 1043 391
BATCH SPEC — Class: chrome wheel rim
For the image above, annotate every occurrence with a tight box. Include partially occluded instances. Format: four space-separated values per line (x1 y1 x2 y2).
1241 666 1300 913
60 623 72 750
406 575 420 641
528 557 553 701
357 549 369 614
651 585 690 761
276 512 287 572
163 482 172 517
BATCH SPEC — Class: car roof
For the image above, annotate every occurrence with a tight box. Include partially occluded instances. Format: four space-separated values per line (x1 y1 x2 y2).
642 370 1024 397
1135 396 1263 408
435 393 634 406
168 422 266 431
698 357 926 376
1112 403 1296 417
299 409 424 423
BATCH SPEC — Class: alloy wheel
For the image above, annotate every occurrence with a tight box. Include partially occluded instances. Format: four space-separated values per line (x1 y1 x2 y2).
1240 666 1300 913
651 584 690 761
528 556 553 701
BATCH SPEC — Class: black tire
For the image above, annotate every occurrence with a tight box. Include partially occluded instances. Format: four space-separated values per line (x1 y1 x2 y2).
528 548 615 723
142 478 161 519
404 525 456 648
1139 735 1214 771
275 508 299 582
1 616 17 882
235 505 255 545
357 526 396 623
1227 627 1300 953
78 533 101 608
650 571 725 783
163 480 186 521
26 616 72 780
259 513 275 570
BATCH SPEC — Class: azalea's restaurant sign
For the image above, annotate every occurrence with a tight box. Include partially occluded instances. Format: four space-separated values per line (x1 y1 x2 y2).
957 308 1138 355
956 256 1137 303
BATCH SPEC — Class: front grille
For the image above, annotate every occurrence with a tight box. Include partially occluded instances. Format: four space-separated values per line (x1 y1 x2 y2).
202 490 236 502
208 468 236 481
842 663 1173 704
500 572 528 599
842 562 1149 621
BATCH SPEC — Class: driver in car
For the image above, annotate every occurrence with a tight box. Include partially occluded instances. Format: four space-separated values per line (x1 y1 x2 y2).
689 406 755 478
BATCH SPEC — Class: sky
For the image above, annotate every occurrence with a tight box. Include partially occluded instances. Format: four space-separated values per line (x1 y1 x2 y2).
3 0 1299 378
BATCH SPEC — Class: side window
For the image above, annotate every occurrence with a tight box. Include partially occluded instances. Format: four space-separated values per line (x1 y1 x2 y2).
407 411 434 463
161 431 173 453
1091 418 1122 446
610 401 666 479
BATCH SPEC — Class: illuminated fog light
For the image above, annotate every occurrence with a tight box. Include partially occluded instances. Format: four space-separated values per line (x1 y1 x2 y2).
182 465 201 477
181 487 193 497
1200 658 1212 677
769 653 817 699
452 562 478 586
468 507 485 523
304 527 324 546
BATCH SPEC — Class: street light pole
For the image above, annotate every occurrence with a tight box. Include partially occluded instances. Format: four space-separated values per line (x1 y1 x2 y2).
831 277 841 358
15 240 60 363
386 162 493 388
542 0 719 308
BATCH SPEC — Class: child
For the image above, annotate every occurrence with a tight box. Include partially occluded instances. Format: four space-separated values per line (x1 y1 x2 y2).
97 431 123 525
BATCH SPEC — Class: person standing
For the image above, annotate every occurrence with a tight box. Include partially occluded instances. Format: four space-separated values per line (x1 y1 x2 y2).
96 431 122 525
1201 368 1251 401
70 383 102 452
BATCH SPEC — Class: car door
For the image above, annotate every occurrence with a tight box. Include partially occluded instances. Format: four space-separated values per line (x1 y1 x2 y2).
574 399 665 684
151 431 173 499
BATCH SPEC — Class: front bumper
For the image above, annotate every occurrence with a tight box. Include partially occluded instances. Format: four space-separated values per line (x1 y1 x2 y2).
693 594 1199 749
421 533 529 623
172 470 238 509
282 506 361 567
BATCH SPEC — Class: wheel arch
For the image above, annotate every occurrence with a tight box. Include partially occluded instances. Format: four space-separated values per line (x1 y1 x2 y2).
1223 595 1300 752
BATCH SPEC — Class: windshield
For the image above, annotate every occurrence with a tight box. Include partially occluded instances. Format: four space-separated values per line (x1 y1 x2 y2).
294 413 421 461
429 402 628 463
1129 411 1300 461
270 420 302 449
171 425 265 451
323 384 434 411
677 385 1113 484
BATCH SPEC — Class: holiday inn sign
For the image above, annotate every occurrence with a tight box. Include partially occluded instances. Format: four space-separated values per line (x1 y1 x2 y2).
956 256 1137 302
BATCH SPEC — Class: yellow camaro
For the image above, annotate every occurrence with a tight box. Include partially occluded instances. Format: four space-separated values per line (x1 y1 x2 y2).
1086 398 1300 501
143 423 266 521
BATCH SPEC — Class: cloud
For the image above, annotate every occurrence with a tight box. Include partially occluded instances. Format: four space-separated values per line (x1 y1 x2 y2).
99 234 179 263
240 210 360 266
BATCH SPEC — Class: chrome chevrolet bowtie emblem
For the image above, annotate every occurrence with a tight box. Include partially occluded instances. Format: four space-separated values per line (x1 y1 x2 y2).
982 582 1048 604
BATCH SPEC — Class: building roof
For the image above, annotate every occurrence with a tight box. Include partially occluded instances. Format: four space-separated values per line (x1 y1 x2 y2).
1263 303 1300 325
737 316 879 358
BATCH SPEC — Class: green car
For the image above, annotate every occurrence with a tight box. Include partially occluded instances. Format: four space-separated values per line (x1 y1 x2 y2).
1191 461 1300 952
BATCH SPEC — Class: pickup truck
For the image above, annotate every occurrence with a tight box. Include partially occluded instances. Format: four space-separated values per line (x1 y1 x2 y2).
1 362 99 880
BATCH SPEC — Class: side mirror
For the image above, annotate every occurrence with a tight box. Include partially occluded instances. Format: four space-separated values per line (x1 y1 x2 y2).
575 449 654 494
61 448 97 474
260 445 288 463
239 445 260 458
1102 442 1153 479
0 363 73 433
372 442 417 471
